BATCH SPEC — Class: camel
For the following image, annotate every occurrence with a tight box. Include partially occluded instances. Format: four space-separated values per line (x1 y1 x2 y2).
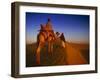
36 18 66 64
55 32 66 48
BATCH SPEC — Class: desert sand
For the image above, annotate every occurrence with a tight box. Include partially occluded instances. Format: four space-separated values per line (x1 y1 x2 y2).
65 42 87 65
26 41 89 67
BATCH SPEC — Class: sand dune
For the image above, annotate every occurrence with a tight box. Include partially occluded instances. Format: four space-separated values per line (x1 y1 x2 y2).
26 41 89 67
65 42 87 65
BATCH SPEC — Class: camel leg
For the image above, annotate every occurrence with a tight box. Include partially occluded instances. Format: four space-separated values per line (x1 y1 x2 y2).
61 41 66 48
48 36 53 54
50 42 53 53
48 42 51 54
48 41 53 54
36 42 42 64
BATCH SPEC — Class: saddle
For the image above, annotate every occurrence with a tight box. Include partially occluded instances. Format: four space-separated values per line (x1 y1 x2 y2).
40 30 54 41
